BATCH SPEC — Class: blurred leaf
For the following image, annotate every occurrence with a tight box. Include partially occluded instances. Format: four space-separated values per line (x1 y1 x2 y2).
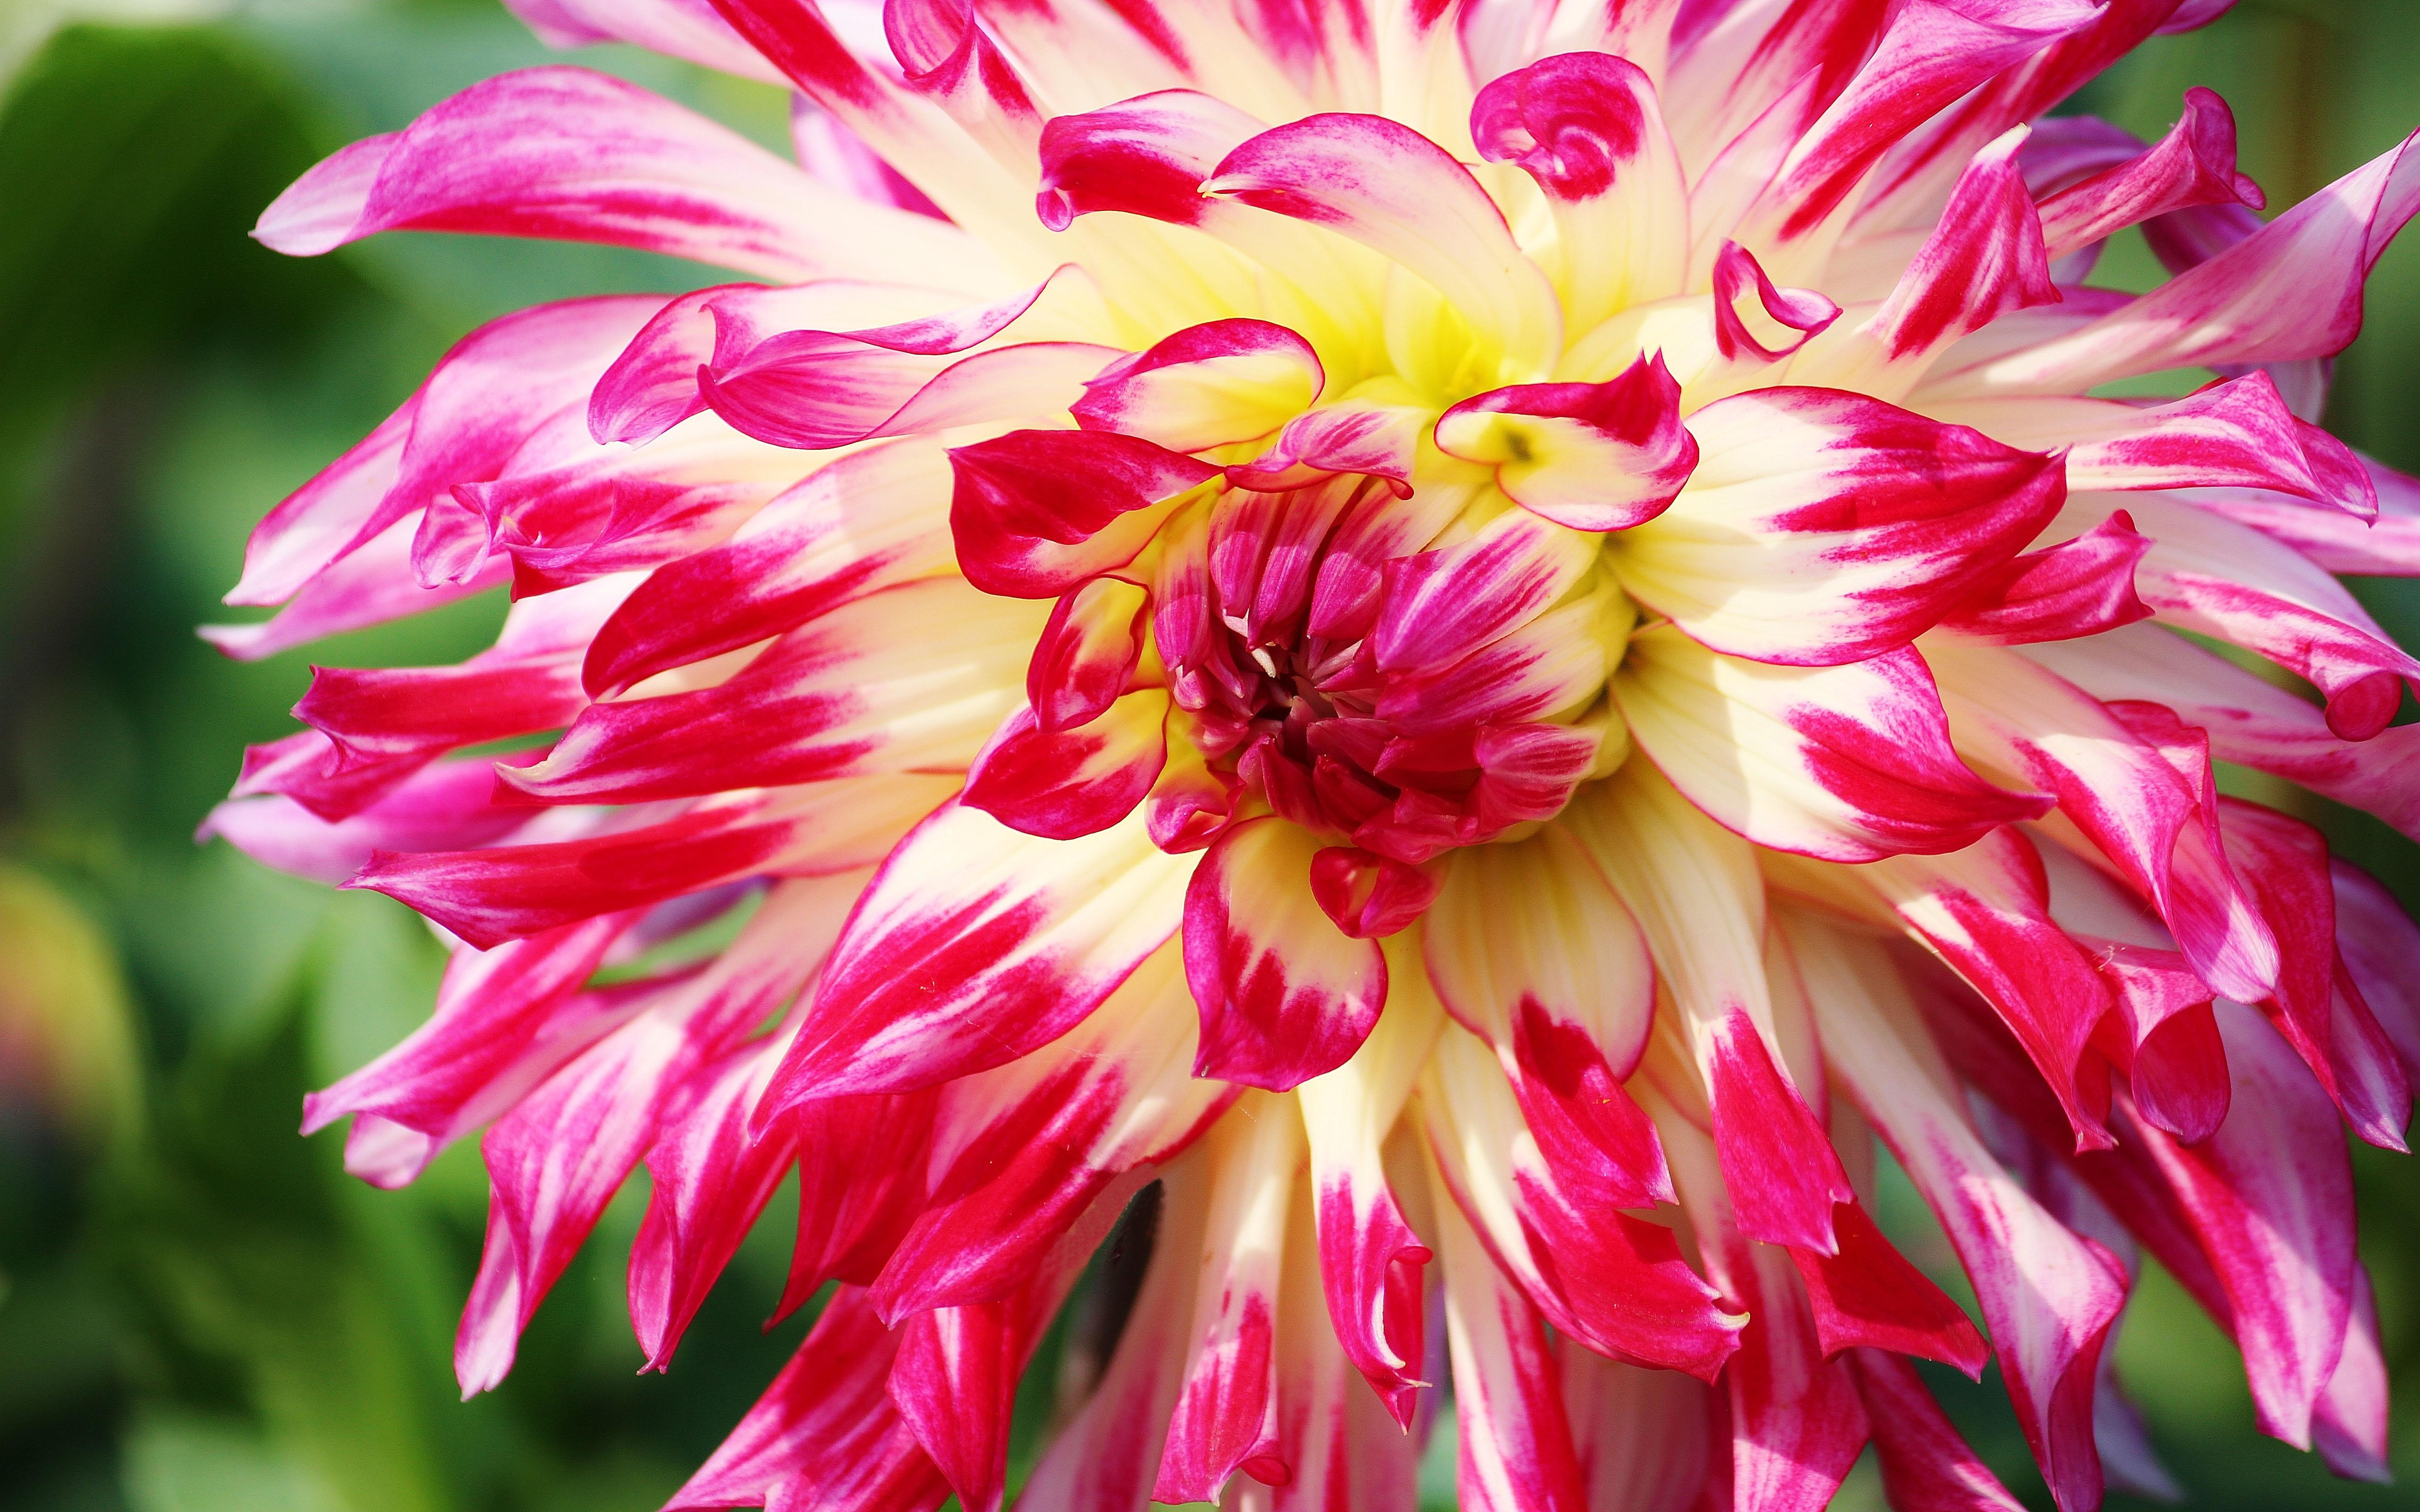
0 861 141 1153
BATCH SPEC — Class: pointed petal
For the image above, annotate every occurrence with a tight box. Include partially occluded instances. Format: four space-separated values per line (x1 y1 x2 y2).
766 800 1191 1102
255 66 995 288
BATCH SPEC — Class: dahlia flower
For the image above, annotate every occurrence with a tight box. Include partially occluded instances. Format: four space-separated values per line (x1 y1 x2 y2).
203 0 2420 1506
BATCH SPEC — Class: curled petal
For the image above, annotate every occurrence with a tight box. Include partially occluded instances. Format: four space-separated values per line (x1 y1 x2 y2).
1074 317 1324 450
1432 354 1699 532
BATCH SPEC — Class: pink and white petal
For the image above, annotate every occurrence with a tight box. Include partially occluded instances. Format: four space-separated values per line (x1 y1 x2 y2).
1560 1350 1714 1512
1026 574 1150 732
1374 585 1623 739
2331 858 2420 1081
1847 1350 2029 1512
1073 316 1324 450
1925 638 2279 1007
2087 492 2420 740
455 877 860 1384
663 1286 949 1512
963 690 1171 841
1564 761 1851 1252
890 1302 1028 1512
256 67 999 290
1470 51 1690 328
2036 86 2262 259
2063 373 2373 512
2024 622 2420 843
1865 126 2058 370
1155 1094 1303 1501
352 777 950 949
1432 354 1698 533
301 911 641 1180
1711 240 1842 363
764 799 1192 1104
1845 832 2119 1151
1423 830 1670 1210
1744 0 2096 251
1372 507 1603 674
500 0 787 83
583 435 958 699
204 515 511 662
949 428 1223 598
1203 113 1562 370
1928 126 2420 397
1423 1024 1742 1380
224 403 413 608
2312 1266 2392 1483
628 1037 798 1369
1269 1173 1425 1512
2120 1002 2359 1449
1929 509 2151 645
1432 1178 1591 1512
1618 389 2066 666
1616 627 2048 862
782 1086 940 1305
507 578 1044 803
1657 1098 1872 1512
1798 912 2127 1512
1016 1164 1206 1512
1228 401 1430 497
873 941 1231 1316
1296 938 1444 1425
1185 816 1387 1091
199 752 532 883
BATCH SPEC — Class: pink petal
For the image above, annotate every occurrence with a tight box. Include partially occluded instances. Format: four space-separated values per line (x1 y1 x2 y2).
663 1286 948 1512
1184 816 1386 1090
1617 628 2050 862
1073 317 1324 450
1155 1096 1302 1501
1620 388 2066 666
1931 123 2420 395
2065 372 2374 512
1848 1350 2028 1512
256 65 993 288
1871 126 2058 361
2037 86 2263 259
962 692 1171 841
948 428 1222 598
1470 51 1689 328
351 776 953 949
763 799 1190 1102
506 578 1042 804
1433 354 1698 533
1799 912 2127 1512
582 435 958 698
627 1038 797 1369
1854 832 2119 1151
1434 1191 1591 1512
1297 966 1442 1427
871 944 1230 1316
1930 509 2151 644
1373 508 1602 673
1567 764 1852 1252
1711 240 1841 362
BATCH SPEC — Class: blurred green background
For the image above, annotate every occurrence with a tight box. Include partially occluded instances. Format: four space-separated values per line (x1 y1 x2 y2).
5 2 2420 1508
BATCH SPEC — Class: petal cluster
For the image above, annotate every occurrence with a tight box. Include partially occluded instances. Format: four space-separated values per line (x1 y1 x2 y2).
209 1 2420 1509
